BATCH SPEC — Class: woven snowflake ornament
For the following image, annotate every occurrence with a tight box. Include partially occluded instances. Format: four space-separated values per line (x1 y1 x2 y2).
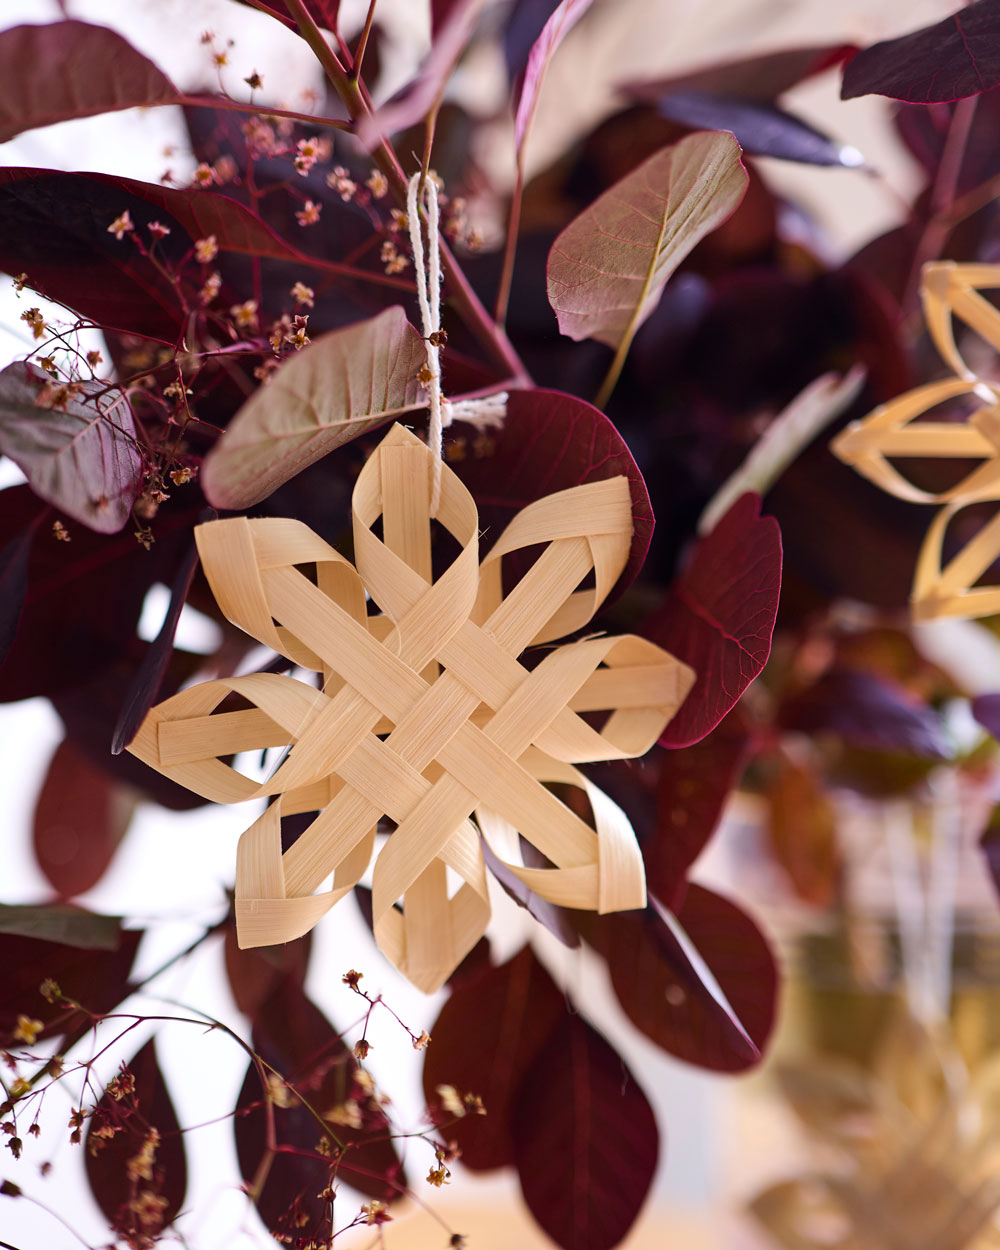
833 261 1000 621
130 424 694 991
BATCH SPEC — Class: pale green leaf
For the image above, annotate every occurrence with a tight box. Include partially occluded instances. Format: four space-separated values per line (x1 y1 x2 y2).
546 131 747 350
202 307 427 509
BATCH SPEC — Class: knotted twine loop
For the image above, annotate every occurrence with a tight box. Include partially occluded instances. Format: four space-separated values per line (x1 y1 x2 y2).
406 172 507 513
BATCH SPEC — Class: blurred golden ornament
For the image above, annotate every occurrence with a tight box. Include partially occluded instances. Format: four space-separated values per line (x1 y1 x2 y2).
833 262 1000 621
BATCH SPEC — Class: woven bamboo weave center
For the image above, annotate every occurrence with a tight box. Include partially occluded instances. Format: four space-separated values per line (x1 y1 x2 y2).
130 424 694 990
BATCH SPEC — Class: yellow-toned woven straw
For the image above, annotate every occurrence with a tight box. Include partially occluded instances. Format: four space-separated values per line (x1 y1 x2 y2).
130 423 694 991
833 261 1000 621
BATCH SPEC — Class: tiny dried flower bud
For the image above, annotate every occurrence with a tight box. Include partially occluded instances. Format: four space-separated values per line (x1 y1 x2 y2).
435 1085 465 1118
361 1200 391 1226
108 211 134 241
134 526 154 550
295 199 321 227
193 162 218 188
412 1030 431 1052
244 71 263 90
353 1039 371 1061
426 1164 450 1187
200 271 222 305
12 273 28 292
13 1016 43 1046
428 329 447 348
148 220 171 240
86 350 103 368
342 969 363 989
230 299 259 330
194 235 219 264
170 465 196 486
51 521 70 543
389 208 408 232
20 308 46 340
366 170 388 199
7 1137 21 1159
290 281 315 308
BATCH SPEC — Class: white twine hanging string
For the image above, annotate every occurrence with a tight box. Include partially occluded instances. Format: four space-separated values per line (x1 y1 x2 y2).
406 172 507 514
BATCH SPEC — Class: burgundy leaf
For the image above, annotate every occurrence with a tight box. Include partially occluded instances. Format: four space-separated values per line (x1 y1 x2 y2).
449 388 653 602
841 1 1000 104
973 692 1000 741
763 749 841 907
294 0 341 30
0 924 141 1048
223 924 312 1020
624 43 855 103
656 91 863 167
780 668 948 760
0 21 178 142
514 0 595 151
0 903 123 949
0 485 197 703
0 510 40 663
0 168 322 341
32 738 134 899
357 0 481 146
0 362 143 533
646 492 781 748
481 838 580 948
54 653 210 812
512 1012 658 1250
645 710 752 910
234 976 403 1238
422 946 565 1170
84 1039 187 1242
584 886 776 1072
503 0 562 83
112 540 199 754
980 806 1000 902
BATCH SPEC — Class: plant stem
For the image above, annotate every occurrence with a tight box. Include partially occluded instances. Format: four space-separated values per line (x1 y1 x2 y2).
902 95 978 316
494 160 524 328
283 0 531 386
177 95 350 131
352 0 379 82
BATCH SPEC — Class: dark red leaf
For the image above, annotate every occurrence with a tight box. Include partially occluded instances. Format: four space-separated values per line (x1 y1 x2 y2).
0 904 122 948
646 493 781 748
54 654 209 811
0 511 40 664
973 693 1000 741
841 0 1000 104
0 924 141 1048
84 1039 187 1241
584 886 776 1072
234 977 403 1239
763 749 841 907
0 484 196 703
421 946 565 1170
780 668 948 759
112 540 199 755
481 838 580 949
655 91 862 167
32 738 133 899
0 362 143 533
625 43 855 103
293 0 341 30
980 805 1000 902
223 924 312 1020
0 21 178 143
0 168 316 341
645 710 752 909
503 0 562 83
450 388 653 603
512 1012 658 1250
